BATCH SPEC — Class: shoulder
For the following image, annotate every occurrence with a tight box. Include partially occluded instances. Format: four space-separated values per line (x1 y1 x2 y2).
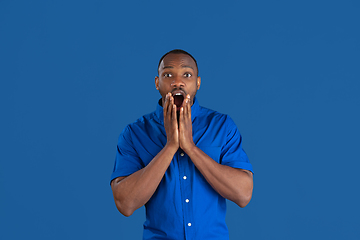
120 111 157 136
198 105 237 128
129 110 156 127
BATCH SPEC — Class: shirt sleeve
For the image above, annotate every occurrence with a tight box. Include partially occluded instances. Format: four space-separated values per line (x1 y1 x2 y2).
220 116 253 173
110 125 144 184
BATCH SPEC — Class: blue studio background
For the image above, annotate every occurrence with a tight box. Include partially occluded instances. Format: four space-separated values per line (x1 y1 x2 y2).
1 0 359 239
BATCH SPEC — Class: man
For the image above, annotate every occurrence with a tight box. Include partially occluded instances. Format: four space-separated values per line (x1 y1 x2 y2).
110 49 253 240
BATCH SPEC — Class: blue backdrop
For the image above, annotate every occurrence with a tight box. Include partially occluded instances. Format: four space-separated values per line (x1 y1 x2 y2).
1 0 359 239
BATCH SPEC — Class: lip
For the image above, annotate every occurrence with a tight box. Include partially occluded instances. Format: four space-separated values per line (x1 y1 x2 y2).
171 89 186 97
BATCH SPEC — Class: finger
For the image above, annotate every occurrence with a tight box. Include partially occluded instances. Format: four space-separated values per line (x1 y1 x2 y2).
180 105 183 118
183 99 188 119
163 93 170 116
186 94 191 120
168 95 178 131
183 94 189 119
168 95 174 119
172 101 177 127
178 107 182 133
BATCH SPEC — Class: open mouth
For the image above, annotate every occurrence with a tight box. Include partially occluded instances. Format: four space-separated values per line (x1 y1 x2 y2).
173 93 184 110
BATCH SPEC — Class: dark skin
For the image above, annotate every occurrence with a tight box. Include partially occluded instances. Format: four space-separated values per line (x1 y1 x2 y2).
111 53 253 217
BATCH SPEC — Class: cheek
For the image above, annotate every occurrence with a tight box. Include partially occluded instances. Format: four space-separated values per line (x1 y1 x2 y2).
189 83 199 94
158 81 171 91
158 87 169 98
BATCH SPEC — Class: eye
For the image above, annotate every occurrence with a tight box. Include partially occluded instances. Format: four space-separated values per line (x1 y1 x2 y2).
164 73 172 77
184 73 192 78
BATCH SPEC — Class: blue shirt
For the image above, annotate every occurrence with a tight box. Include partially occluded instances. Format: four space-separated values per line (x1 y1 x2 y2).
111 98 253 240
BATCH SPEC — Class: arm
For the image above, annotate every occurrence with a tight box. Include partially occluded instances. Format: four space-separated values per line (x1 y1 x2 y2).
111 93 179 217
179 96 253 207
183 146 253 207
111 145 177 217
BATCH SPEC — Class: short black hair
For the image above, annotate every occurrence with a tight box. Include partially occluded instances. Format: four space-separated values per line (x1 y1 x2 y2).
157 49 198 76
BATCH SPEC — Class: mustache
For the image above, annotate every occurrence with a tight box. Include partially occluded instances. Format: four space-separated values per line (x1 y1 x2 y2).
170 88 187 95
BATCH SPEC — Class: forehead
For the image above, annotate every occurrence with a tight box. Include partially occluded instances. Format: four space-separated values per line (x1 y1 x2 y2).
159 53 197 72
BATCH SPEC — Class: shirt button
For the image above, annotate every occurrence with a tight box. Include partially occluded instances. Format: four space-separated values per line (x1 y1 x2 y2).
180 152 185 156
188 223 192 227
185 199 189 203
183 176 187 180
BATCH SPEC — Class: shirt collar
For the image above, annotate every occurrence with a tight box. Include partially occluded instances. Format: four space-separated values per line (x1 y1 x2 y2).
155 97 200 124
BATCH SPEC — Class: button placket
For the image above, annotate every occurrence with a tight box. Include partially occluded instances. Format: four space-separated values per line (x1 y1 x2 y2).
178 151 193 237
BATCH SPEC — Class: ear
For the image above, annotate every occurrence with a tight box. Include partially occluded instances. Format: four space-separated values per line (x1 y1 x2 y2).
196 76 201 90
155 76 159 90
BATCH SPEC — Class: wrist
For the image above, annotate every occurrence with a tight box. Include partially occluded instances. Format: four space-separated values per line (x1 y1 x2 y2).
181 142 197 155
165 142 179 154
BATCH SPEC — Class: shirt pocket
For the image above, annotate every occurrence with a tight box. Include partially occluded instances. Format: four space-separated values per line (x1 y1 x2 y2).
197 146 221 164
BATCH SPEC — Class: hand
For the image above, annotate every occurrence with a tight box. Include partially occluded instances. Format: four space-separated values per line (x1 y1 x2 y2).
179 94 195 152
163 93 179 151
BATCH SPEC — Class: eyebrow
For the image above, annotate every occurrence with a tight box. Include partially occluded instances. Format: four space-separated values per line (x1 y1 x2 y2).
162 65 194 70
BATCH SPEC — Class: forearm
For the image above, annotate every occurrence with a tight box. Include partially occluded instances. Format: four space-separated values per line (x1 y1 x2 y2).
184 145 253 207
111 144 177 216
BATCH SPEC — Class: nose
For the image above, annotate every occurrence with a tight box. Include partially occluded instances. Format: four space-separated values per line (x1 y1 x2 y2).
170 76 185 88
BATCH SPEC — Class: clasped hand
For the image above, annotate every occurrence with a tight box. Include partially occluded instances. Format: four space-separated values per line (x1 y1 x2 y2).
163 92 195 152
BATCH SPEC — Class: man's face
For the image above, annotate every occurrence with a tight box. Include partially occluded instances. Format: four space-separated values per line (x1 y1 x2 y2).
155 53 201 110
